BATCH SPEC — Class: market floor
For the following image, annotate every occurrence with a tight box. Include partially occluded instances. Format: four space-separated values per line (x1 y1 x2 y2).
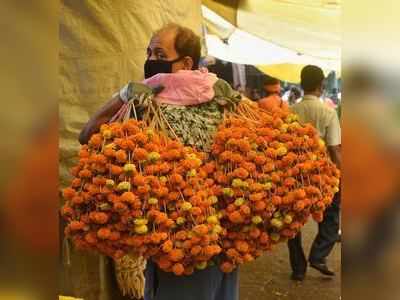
239 221 341 300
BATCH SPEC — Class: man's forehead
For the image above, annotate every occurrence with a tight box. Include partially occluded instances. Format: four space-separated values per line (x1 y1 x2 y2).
149 29 177 50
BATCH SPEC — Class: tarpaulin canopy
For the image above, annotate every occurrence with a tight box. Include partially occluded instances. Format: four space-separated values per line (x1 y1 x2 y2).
202 0 341 82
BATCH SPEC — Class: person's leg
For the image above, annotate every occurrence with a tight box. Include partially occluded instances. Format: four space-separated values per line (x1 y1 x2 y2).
309 193 340 265
144 260 157 300
214 268 239 300
154 264 225 300
287 231 307 276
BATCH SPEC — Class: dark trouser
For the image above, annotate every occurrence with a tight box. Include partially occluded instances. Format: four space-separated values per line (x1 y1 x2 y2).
288 193 340 274
145 260 238 300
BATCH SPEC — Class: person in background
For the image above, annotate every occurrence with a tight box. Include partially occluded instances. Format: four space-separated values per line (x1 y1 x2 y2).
288 86 302 105
258 76 289 111
288 65 341 281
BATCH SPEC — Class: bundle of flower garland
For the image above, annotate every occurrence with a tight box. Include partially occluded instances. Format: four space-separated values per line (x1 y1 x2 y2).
61 108 225 275
61 97 340 277
211 101 340 272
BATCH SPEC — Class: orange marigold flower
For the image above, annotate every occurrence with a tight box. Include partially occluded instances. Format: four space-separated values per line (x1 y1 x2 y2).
183 187 194 197
120 191 136 203
69 220 85 231
159 162 171 174
203 162 216 174
172 263 185 275
122 123 139 136
176 230 188 240
241 162 256 173
190 206 202 216
167 192 179 202
144 143 160 153
270 173 280 183
155 212 168 224
137 184 151 195
231 153 245 164
133 174 146 186
226 204 236 213
166 140 181 150
107 193 119 203
110 165 123 176
232 167 249 179
249 227 261 239
182 240 192 249
226 248 240 259
115 150 127 163
133 148 148 161
228 211 244 224
97 227 111 240
168 249 184 262
93 176 106 186
235 240 249 253
162 240 173 253
88 133 103 148
154 187 169 198
113 201 128 213
283 177 296 187
240 204 251 215
70 166 81 177
144 165 160 175
254 155 267 165
271 196 282 206
294 200 305 212
78 169 92 178
71 195 84 205
249 192 265 202
61 205 74 219
79 148 90 158
170 173 184 184
295 189 306 199
157 256 172 270
84 232 97 244
109 231 121 241
133 132 148 144
254 201 266 211
63 187 76 200
193 224 209 236
238 139 251 153
220 261 235 273
289 221 302 231
258 232 269 245
312 211 324 222
265 148 276 158
103 148 116 157
220 151 233 162
89 212 109 224
190 245 202 256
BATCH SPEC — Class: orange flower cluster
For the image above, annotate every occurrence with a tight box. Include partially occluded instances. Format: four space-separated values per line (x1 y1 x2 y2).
61 120 224 275
62 102 340 276
211 103 340 272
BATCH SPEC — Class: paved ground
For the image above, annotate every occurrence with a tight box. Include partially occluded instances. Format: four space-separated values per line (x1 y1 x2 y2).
239 221 341 300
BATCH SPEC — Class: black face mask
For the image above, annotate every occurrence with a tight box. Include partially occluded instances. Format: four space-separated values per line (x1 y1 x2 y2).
144 57 182 79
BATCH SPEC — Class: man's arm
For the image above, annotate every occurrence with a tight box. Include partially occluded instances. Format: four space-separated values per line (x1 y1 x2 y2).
326 111 341 169
328 145 341 169
79 95 124 145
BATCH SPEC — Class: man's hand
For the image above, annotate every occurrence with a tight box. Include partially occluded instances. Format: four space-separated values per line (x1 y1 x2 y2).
328 145 341 169
78 95 124 145
78 82 162 145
